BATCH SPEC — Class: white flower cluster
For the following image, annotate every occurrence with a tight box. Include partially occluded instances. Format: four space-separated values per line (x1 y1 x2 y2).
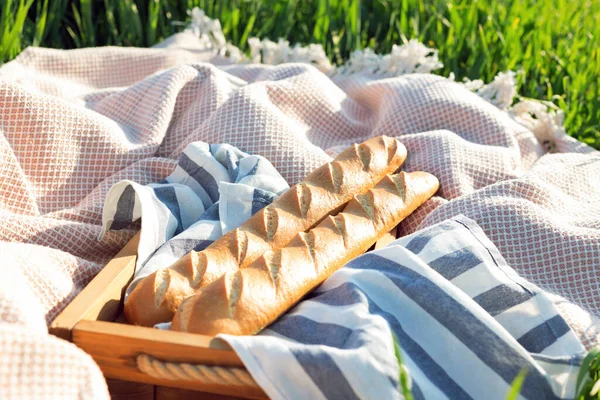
476 71 517 110
185 8 441 78
218 43 247 63
247 38 334 74
187 8 247 62
451 70 566 151
337 40 443 76
450 71 517 110
187 8 334 71
187 8 226 49
510 100 566 152
185 7 567 152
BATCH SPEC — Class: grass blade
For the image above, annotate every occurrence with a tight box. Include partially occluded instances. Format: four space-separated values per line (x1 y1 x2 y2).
33 0 49 46
392 333 413 400
505 368 528 400
147 0 161 46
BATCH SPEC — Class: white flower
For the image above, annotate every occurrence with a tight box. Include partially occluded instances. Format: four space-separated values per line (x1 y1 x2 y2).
185 8 335 71
218 43 248 63
337 40 442 77
338 48 382 74
207 19 227 49
248 37 263 63
510 99 566 152
454 70 566 152
385 40 443 75
461 78 485 91
474 71 517 110
455 71 517 110
288 43 334 73
262 38 289 65
186 7 244 62
187 8 209 38
247 37 334 74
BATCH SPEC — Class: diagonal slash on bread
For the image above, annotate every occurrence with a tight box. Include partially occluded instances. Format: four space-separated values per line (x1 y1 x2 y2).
124 136 408 327
171 171 439 336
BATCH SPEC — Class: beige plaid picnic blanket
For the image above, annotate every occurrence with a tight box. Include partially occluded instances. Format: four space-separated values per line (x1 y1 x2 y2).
0 32 599 398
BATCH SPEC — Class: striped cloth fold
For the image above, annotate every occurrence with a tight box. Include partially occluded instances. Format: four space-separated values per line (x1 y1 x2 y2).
100 140 588 398
222 215 585 400
101 141 289 297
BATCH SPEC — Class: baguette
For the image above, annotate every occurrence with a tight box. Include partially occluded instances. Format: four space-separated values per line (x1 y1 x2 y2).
171 171 439 336
124 136 407 326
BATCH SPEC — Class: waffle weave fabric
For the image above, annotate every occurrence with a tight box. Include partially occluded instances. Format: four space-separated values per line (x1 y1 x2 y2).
0 32 598 398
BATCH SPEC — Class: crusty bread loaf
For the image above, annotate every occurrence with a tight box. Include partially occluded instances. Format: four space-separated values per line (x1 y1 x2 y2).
170 171 439 336
124 136 407 326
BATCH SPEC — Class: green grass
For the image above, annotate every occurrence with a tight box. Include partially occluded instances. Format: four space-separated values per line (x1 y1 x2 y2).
576 348 600 400
393 333 414 400
0 0 598 149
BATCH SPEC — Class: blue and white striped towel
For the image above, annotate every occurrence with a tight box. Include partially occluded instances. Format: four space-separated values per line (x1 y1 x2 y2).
101 141 289 297
221 216 585 400
102 142 585 399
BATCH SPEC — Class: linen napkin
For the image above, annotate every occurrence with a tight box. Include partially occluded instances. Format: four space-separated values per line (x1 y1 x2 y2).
222 216 586 400
101 141 289 297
